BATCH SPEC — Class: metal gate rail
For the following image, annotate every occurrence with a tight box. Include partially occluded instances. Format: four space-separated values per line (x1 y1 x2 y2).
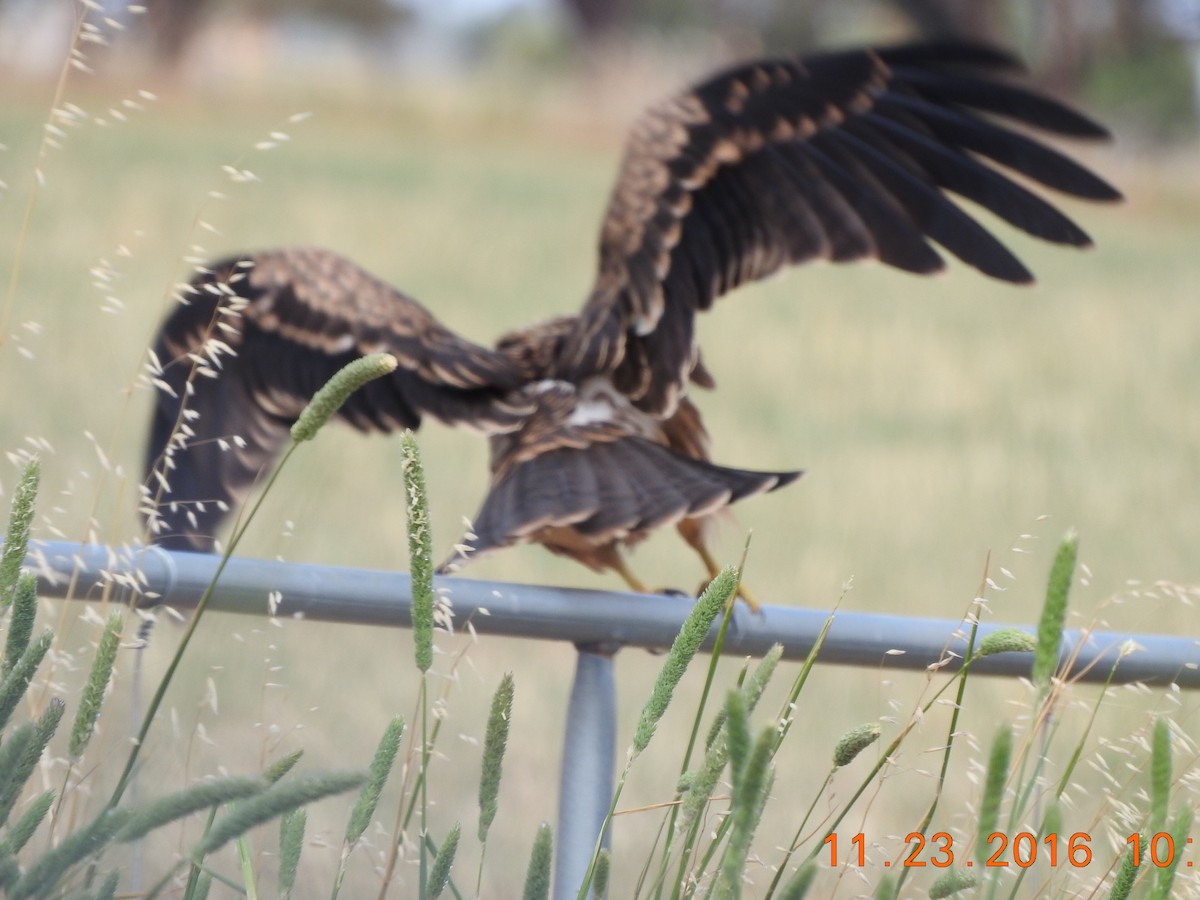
20 540 1200 896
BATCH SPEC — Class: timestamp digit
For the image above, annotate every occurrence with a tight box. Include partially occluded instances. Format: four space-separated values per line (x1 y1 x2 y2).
1127 833 1142 867
1151 832 1175 867
1068 832 1092 867
851 833 865 866
929 832 953 868
824 833 866 866
1043 832 1058 867
1012 832 1036 868
986 832 1008 867
903 832 927 867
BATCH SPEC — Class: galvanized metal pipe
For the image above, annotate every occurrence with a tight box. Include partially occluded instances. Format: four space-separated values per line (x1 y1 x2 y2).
21 541 1200 687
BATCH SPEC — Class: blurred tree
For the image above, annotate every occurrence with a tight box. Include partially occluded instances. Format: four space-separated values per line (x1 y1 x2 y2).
560 0 634 41
886 0 1002 41
135 0 412 70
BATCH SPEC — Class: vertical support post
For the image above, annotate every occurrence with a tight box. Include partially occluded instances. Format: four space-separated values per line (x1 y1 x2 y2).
553 644 618 900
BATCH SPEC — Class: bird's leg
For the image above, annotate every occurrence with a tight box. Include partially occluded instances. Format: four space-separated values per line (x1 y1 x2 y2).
609 553 651 595
677 519 762 613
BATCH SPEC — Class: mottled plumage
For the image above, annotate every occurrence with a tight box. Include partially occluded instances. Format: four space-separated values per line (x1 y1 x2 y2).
142 41 1119 595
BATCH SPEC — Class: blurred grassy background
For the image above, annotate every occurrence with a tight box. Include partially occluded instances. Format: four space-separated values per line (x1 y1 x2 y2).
1 6 1199 896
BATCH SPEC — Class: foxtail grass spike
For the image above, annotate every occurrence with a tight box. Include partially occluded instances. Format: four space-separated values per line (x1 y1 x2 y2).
190 870 213 900
724 689 750 779
194 770 366 858
1109 836 1141 899
1039 802 1063 844
716 726 774 899
632 568 733 757
678 726 729 831
928 869 976 899
0 790 53 856
978 628 1037 657
0 630 52 734
523 822 553 900
8 808 133 899
278 809 306 900
832 723 881 768
3 574 37 672
0 459 39 607
975 724 1011 866
264 749 305 783
401 431 435 673
0 855 16 892
1032 531 1077 688
346 715 405 846
679 751 722 830
1149 807 1193 900
742 643 783 713
69 612 123 758
427 822 460 898
0 699 63 828
0 727 35 828
290 353 398 442
95 868 121 900
777 860 817 899
1148 716 1171 837
479 673 514 842
592 849 610 899
871 873 896 900
115 776 269 843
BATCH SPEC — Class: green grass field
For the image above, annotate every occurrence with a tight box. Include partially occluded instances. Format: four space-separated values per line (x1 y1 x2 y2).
1 49 1198 897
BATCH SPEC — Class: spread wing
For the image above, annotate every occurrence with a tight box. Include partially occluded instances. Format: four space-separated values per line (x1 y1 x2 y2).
556 41 1123 415
142 247 529 550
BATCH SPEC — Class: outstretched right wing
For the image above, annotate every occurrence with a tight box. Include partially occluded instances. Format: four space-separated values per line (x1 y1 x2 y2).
557 41 1123 417
142 247 528 551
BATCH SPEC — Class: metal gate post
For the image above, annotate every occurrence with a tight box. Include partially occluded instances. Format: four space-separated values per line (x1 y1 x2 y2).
553 644 617 900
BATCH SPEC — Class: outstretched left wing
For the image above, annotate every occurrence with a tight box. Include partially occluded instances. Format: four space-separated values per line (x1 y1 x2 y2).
143 247 528 551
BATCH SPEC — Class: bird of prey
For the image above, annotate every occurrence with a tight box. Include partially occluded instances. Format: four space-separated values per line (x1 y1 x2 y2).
142 41 1120 605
